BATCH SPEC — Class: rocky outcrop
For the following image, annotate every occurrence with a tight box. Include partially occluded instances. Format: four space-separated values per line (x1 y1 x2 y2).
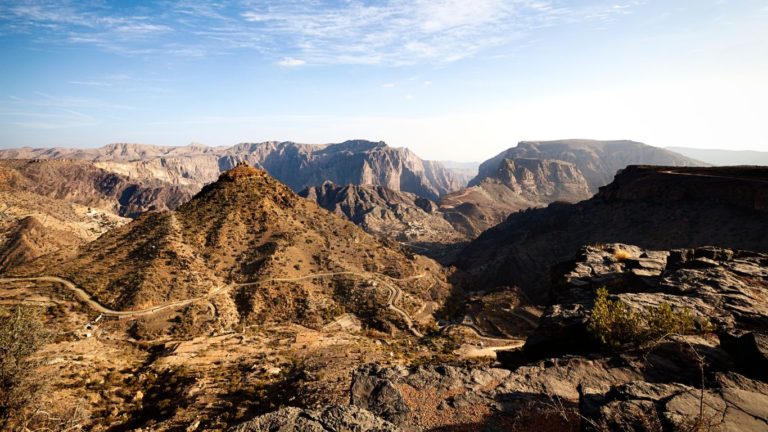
347 244 768 431
457 166 768 303
300 182 466 246
498 243 768 430
440 158 592 237
474 139 704 193
582 374 768 432
228 405 401 432
349 360 641 431
0 140 463 201
505 243 768 362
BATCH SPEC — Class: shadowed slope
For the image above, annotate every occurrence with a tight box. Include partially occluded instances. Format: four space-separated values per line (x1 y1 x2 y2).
457 165 768 303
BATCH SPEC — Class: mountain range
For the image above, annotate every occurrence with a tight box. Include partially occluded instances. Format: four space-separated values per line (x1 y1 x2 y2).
299 140 706 241
0 140 462 202
4 138 768 432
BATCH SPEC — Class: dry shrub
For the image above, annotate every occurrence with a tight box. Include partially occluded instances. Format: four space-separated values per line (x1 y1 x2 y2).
612 249 632 262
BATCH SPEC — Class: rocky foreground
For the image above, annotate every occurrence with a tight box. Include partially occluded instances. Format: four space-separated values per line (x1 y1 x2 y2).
234 244 768 431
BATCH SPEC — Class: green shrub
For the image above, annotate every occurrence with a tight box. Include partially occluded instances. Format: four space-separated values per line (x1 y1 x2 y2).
644 302 696 340
588 288 708 348
588 287 644 347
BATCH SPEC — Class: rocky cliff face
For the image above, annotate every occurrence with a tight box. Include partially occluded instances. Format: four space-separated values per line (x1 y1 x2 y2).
457 166 768 303
0 159 193 217
502 243 768 431
439 158 592 238
300 182 466 246
0 140 463 201
474 139 704 192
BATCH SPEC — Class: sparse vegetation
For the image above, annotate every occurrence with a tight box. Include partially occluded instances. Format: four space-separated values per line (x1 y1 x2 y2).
0 305 50 430
588 287 710 348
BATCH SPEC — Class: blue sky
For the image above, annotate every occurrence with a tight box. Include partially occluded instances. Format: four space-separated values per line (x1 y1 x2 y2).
1 0 766 161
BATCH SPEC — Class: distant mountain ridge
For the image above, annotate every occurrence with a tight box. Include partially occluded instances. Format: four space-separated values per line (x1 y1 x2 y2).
440 158 592 238
0 140 462 201
300 181 468 246
475 139 704 192
438 139 706 237
667 147 768 166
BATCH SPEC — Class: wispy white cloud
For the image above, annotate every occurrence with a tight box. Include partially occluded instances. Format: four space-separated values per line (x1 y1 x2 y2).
0 0 643 63
277 57 306 67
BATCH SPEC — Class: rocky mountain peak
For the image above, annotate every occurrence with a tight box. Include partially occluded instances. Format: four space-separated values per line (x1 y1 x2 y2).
189 162 298 211
475 139 704 192
218 162 266 181
471 157 591 202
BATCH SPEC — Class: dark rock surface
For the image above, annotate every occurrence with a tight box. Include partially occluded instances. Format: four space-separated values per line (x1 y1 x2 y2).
509 243 768 364
584 373 768 431
349 360 639 431
457 165 768 303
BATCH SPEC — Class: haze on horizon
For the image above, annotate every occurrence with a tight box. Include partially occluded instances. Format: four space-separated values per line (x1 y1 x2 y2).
1 0 766 162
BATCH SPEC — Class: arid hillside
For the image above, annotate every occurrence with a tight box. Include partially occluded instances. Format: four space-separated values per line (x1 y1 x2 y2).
0 159 194 217
14 163 450 332
0 190 127 272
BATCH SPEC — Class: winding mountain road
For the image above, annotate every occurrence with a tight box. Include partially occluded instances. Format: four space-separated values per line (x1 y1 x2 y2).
0 271 429 336
0 276 231 318
0 271 527 342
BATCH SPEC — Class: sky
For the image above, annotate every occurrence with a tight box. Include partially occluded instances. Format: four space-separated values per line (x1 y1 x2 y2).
0 0 767 161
